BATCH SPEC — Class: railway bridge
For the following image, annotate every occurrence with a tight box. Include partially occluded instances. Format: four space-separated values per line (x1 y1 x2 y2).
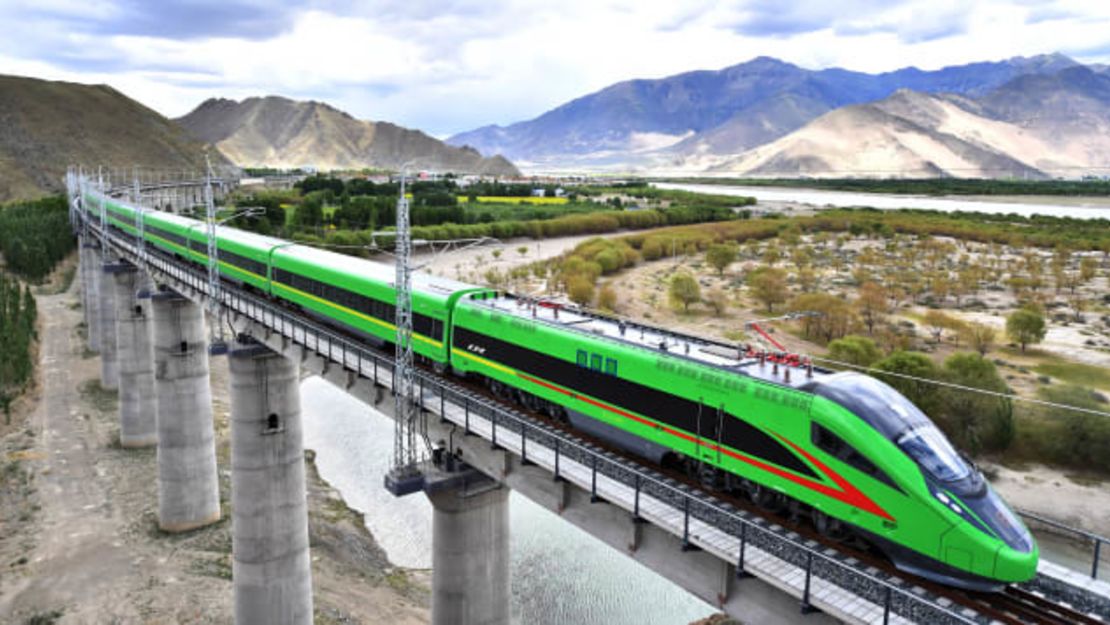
66 171 1110 625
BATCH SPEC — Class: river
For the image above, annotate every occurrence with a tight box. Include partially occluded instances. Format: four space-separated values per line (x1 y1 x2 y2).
300 376 716 625
300 374 1104 624
654 182 1110 220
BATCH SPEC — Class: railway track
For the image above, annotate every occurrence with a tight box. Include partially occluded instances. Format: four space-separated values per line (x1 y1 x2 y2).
969 586 1105 625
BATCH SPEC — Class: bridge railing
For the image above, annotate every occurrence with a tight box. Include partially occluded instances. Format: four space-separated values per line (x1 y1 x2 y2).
80 208 984 625
1019 509 1107 581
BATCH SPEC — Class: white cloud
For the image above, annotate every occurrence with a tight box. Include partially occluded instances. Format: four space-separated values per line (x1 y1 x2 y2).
1 0 1109 136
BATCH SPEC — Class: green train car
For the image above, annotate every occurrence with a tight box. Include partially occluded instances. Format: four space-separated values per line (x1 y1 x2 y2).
450 293 1036 589
81 190 1037 591
90 192 482 363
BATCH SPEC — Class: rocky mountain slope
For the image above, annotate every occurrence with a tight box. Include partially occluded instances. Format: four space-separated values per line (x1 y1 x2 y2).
447 54 1079 167
711 66 1110 178
178 96 519 176
0 74 219 203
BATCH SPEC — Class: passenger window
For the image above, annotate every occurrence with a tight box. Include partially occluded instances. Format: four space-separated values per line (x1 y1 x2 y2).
590 354 603 371
576 350 588 367
605 358 618 376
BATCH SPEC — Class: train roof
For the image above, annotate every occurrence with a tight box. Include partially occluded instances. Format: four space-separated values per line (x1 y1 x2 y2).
462 292 832 390
274 242 485 298
142 210 287 249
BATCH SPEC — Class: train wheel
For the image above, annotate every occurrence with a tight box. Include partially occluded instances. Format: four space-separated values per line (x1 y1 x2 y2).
748 482 786 513
489 380 512 402
697 465 721 490
813 509 849 542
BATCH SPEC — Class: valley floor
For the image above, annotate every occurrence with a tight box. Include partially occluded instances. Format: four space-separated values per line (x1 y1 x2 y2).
0 271 429 624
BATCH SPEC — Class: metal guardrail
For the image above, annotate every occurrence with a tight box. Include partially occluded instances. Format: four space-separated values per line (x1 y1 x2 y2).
1019 509 1108 580
77 205 985 625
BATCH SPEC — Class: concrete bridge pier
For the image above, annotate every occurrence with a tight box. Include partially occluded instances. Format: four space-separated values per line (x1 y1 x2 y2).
151 286 220 532
228 339 313 625
426 479 511 625
98 260 121 390
111 263 158 447
79 240 101 352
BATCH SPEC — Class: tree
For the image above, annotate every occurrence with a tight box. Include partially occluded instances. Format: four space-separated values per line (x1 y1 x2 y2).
517 246 529 258
855 282 888 335
940 353 1013 454
796 266 818 292
788 293 856 344
1067 289 1088 322
761 243 782 267
295 193 325 228
923 309 954 345
1080 256 1098 283
746 267 787 313
873 351 941 416
705 244 738 276
669 272 701 312
827 335 882 368
703 288 728 316
567 276 594 306
1005 308 1046 352
961 322 997 356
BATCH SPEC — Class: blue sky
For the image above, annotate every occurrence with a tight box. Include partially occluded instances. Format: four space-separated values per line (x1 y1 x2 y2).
1 0 1108 137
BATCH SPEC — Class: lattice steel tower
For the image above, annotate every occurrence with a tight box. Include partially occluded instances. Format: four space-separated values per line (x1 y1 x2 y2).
204 154 228 355
385 172 427 496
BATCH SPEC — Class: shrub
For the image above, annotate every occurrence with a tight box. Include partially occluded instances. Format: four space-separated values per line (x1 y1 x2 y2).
567 276 594 306
826 335 882 368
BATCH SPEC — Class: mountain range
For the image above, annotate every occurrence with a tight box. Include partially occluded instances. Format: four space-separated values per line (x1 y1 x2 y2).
177 97 519 176
711 66 1110 178
0 80 520 203
4 52 1109 203
0 74 221 203
447 53 1110 177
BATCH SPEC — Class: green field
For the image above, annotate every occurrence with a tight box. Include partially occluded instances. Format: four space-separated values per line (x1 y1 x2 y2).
1034 359 1110 391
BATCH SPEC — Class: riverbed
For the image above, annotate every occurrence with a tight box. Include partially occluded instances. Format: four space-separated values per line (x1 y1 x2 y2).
654 182 1110 220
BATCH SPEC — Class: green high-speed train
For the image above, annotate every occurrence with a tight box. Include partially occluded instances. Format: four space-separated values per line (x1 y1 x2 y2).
83 190 1037 590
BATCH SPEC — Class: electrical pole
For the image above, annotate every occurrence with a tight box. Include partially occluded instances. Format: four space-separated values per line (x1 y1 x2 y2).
97 167 107 252
204 154 228 355
385 171 427 496
134 167 146 269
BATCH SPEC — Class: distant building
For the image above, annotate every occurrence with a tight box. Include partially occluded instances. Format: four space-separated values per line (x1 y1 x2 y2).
531 188 546 197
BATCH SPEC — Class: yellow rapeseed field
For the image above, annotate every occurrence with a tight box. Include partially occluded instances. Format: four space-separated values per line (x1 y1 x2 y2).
457 195 569 205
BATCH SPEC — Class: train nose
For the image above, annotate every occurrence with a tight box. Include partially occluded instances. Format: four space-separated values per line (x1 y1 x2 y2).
995 539 1039 582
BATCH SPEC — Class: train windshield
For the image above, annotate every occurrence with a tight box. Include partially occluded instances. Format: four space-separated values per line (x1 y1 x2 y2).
804 373 930 439
896 426 971 483
806 373 973 483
